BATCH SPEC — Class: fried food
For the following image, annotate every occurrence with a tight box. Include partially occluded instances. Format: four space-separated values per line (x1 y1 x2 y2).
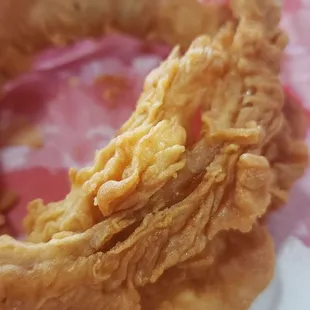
0 115 43 148
0 190 19 234
140 224 275 310
0 0 308 309
0 190 18 213
267 93 309 209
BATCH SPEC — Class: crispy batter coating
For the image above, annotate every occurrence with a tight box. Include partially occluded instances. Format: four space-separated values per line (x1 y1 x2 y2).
0 0 229 84
0 223 273 310
0 0 308 309
266 94 309 209
140 225 275 310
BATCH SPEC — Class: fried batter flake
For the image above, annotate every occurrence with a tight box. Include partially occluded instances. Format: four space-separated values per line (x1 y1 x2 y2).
0 0 308 309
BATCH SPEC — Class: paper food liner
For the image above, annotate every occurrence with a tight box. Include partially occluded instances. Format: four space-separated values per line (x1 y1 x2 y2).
0 1 309 309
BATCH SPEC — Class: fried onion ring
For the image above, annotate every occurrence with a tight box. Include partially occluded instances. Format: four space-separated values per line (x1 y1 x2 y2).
0 0 308 309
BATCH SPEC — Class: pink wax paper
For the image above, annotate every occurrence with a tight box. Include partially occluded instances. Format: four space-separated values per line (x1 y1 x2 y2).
0 1 309 309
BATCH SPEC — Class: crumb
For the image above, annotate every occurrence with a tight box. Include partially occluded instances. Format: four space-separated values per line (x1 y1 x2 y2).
0 214 5 227
102 88 121 107
50 34 69 47
95 75 130 107
68 76 80 87
0 115 43 148
0 190 19 213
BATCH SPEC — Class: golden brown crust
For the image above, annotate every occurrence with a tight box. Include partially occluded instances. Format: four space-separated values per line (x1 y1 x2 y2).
140 225 275 310
265 94 309 209
0 0 308 309
0 0 229 83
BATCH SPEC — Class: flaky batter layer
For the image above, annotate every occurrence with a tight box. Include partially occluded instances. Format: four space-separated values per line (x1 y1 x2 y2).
0 0 308 309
